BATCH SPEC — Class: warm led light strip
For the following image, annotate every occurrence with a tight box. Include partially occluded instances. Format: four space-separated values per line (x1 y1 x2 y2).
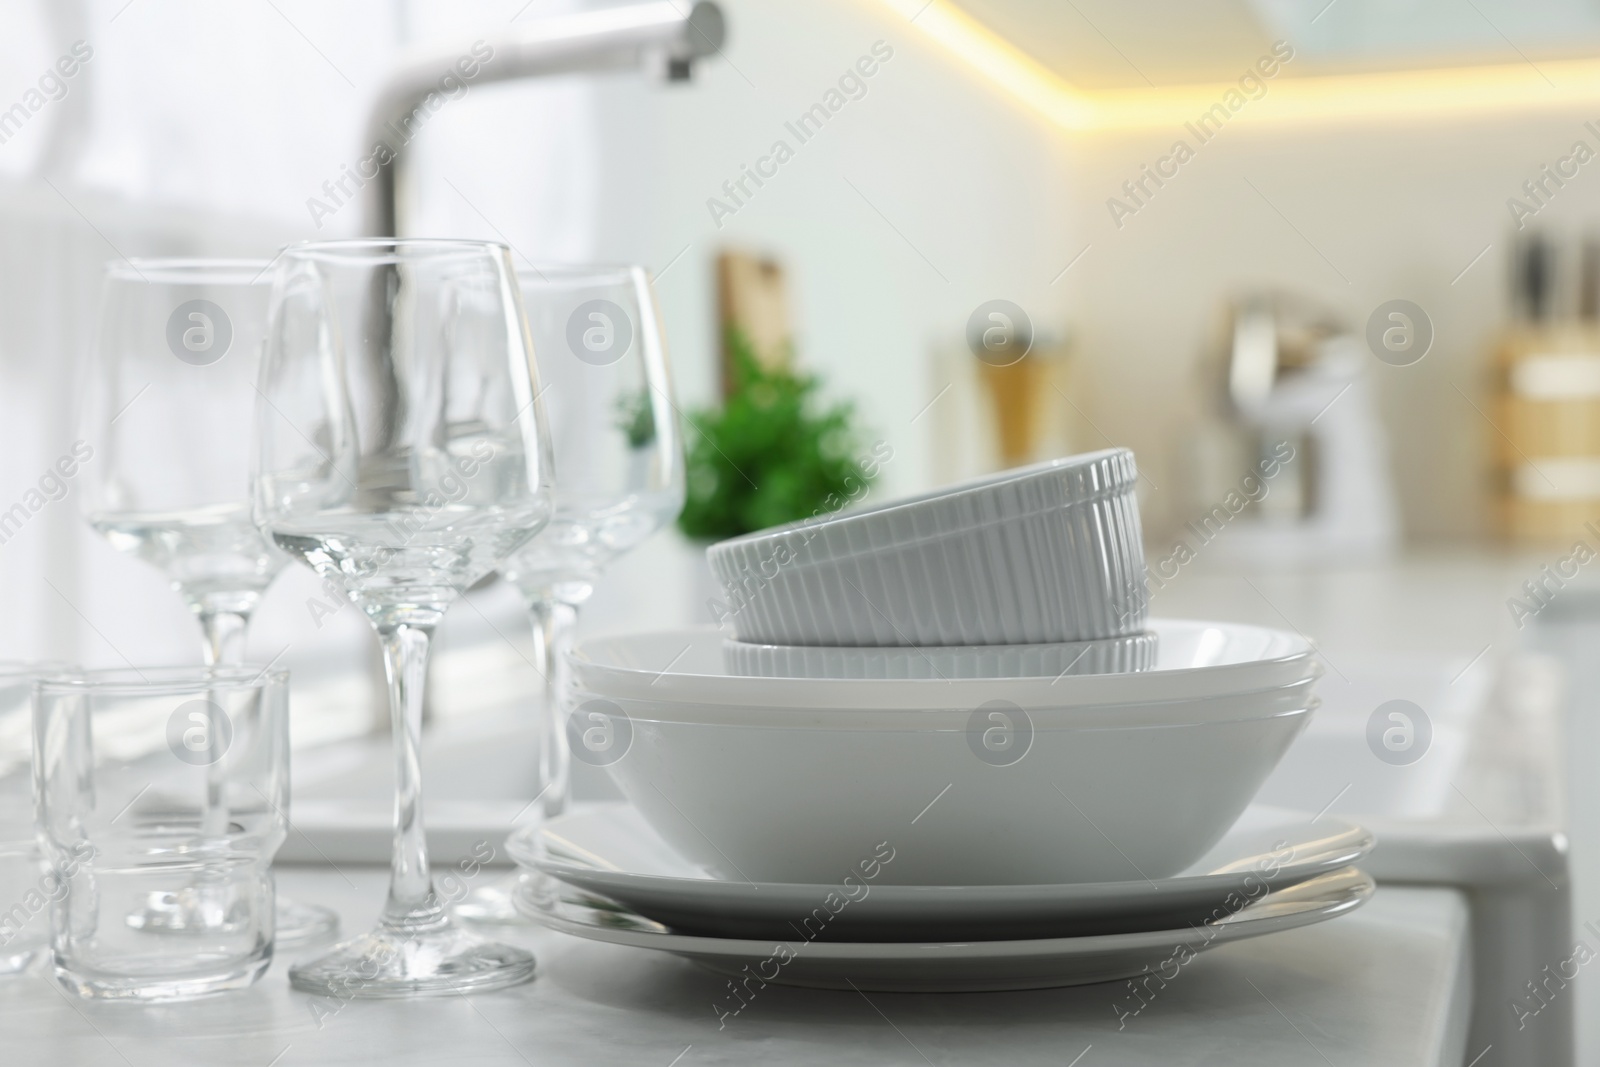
877 0 1600 131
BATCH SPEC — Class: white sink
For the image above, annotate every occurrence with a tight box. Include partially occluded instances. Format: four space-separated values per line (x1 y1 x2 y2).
1253 656 1485 821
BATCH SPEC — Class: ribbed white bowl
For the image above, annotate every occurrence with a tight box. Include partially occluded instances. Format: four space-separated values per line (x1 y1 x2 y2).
721 631 1156 680
706 449 1146 646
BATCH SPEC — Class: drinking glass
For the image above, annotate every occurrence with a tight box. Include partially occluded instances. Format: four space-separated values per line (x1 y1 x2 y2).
0 662 68 975
254 238 554 995
80 257 338 945
34 666 289 1000
455 265 684 924
506 266 684 808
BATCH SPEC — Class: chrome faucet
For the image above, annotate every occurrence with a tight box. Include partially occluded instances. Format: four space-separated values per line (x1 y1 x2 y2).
362 0 725 236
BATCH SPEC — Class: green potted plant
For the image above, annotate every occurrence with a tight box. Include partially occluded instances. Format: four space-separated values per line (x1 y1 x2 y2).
678 328 883 544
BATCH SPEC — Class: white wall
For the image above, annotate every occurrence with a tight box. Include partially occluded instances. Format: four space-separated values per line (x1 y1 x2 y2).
1068 106 1600 543
410 0 1600 551
542 2 1600 550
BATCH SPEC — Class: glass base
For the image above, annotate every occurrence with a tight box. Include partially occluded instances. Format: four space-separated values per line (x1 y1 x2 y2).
54 949 272 1001
288 918 536 998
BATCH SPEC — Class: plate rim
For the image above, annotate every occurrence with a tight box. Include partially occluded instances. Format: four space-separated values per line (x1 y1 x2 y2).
518 866 1376 962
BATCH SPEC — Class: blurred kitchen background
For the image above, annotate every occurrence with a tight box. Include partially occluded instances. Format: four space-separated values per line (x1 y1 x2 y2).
8 0 1600 655
6 0 1600 1053
6 0 1600 654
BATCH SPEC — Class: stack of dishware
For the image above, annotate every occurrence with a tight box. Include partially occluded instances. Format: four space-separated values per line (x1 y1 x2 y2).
511 449 1373 991
11 239 565 1002
13 240 686 1001
7 239 698 1002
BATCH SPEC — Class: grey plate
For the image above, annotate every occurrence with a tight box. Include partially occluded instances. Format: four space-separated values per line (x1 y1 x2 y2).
509 803 1373 942
516 866 1375 993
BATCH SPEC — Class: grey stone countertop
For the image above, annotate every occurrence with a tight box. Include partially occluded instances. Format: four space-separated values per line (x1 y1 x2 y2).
0 865 1473 1067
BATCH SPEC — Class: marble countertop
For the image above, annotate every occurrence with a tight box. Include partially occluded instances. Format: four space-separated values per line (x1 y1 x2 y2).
0 866 1473 1067
11 549 1547 1065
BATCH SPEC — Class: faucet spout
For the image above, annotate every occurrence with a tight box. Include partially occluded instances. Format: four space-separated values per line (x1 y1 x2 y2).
362 0 724 236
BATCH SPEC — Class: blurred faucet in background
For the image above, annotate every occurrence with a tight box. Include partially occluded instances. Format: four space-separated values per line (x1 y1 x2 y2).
363 0 725 237
345 0 723 728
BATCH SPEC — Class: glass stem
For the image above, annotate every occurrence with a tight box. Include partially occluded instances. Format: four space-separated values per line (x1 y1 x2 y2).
532 599 579 819
378 620 443 929
195 609 249 839
198 609 250 667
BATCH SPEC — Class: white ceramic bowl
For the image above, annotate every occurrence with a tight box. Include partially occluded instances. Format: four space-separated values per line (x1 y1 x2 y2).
568 683 1317 886
721 632 1157 680
570 619 1318 710
705 448 1145 646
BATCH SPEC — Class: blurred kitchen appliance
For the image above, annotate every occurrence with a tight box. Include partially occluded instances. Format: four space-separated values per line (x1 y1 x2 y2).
1204 292 1400 564
363 0 725 236
1492 232 1600 543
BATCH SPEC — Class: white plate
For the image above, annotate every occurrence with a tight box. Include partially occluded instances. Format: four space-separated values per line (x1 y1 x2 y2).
511 803 1373 941
517 865 1375 993
570 618 1317 710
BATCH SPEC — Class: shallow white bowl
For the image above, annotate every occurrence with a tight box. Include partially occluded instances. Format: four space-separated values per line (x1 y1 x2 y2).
706 449 1146 646
721 631 1157 680
572 688 1316 886
570 619 1318 710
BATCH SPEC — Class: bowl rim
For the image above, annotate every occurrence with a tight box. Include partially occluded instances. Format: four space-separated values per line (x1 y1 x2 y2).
569 619 1319 710
706 448 1135 557
574 688 1319 730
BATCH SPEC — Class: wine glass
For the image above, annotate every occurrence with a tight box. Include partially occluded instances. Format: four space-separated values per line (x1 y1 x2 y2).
253 238 553 995
455 264 684 923
80 258 338 946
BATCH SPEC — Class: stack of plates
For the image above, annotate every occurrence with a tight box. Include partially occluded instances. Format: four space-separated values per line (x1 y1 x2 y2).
511 804 1373 992
515 450 1373 991
518 616 1370 991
